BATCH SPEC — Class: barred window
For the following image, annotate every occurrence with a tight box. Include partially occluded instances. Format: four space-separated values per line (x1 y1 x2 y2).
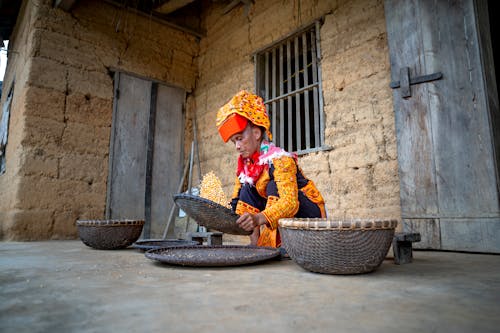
255 21 325 154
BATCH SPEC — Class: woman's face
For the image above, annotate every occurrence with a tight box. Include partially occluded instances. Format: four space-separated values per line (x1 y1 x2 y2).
229 124 262 158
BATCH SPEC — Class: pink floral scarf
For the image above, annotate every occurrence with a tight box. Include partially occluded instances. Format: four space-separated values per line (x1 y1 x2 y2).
236 141 296 185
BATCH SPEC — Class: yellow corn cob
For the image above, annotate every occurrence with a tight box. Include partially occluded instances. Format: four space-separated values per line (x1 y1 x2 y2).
199 171 230 208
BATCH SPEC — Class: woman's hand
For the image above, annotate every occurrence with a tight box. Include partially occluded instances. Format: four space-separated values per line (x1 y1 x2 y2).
236 212 267 231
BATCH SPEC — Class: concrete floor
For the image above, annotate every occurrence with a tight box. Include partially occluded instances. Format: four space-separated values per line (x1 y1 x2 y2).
1 241 499 333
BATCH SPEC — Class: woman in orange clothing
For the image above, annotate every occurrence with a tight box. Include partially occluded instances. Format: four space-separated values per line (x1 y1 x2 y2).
216 90 326 248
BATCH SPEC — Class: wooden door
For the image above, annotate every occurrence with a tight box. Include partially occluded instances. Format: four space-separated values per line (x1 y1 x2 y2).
107 72 184 238
385 0 500 252
149 84 184 237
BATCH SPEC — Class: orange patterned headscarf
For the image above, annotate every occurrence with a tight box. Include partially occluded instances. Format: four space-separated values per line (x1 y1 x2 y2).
216 90 272 142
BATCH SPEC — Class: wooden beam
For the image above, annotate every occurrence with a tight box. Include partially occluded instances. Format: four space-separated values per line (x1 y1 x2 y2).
223 0 239 14
155 0 196 15
53 0 77 11
103 0 205 38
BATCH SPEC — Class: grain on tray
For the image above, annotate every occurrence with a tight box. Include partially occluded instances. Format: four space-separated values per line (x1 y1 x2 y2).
199 171 230 208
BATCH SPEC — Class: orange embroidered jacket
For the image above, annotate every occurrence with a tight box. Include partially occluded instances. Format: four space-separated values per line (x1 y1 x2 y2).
232 155 326 229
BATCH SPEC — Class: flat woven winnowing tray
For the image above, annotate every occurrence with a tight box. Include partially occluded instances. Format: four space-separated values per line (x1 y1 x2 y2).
132 239 199 251
173 193 251 235
145 245 280 267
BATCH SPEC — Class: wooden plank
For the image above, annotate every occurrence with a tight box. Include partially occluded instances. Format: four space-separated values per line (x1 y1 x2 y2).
154 0 196 14
150 84 185 238
421 0 498 216
402 218 441 249
108 73 150 221
386 0 500 253
385 0 439 216
440 218 500 253
144 82 158 238
102 0 204 38
54 0 77 11
106 73 120 219
475 1 500 195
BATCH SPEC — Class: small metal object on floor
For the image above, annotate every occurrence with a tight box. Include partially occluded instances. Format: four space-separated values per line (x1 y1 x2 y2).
187 231 223 245
392 232 421 265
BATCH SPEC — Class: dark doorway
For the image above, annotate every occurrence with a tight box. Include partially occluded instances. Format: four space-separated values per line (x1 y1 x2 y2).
488 0 499 101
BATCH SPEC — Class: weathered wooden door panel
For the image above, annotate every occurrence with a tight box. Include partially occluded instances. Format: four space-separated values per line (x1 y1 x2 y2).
441 218 500 252
423 0 498 216
107 73 150 221
385 0 500 252
385 1 439 217
107 72 184 238
403 218 441 249
150 84 184 237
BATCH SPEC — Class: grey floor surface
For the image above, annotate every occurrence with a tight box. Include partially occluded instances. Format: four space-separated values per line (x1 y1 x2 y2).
1 240 499 333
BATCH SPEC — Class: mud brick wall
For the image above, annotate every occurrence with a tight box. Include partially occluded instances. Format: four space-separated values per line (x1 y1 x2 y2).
0 0 198 240
0 0 402 241
195 0 401 237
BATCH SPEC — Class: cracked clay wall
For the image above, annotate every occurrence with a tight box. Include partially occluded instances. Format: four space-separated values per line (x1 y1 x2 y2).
195 0 402 229
0 0 198 240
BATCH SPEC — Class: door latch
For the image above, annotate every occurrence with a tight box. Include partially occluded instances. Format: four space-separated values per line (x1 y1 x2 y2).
390 67 443 98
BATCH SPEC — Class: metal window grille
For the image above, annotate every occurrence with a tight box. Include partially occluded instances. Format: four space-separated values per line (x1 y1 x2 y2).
255 21 324 154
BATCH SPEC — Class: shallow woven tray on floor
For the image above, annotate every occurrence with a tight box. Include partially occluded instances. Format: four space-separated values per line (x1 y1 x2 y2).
132 239 199 251
145 245 280 267
173 193 251 235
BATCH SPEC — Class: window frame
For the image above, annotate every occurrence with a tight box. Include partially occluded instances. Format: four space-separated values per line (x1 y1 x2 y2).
254 20 330 155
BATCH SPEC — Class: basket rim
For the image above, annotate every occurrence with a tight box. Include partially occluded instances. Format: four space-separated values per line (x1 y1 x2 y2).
76 219 145 226
278 218 398 230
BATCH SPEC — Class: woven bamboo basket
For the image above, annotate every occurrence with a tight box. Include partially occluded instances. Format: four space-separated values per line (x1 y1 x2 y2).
279 218 397 274
173 193 251 235
77 219 145 250
145 245 281 267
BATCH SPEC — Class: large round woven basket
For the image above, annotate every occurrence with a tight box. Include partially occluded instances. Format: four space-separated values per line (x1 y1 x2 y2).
279 218 397 275
77 219 145 250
